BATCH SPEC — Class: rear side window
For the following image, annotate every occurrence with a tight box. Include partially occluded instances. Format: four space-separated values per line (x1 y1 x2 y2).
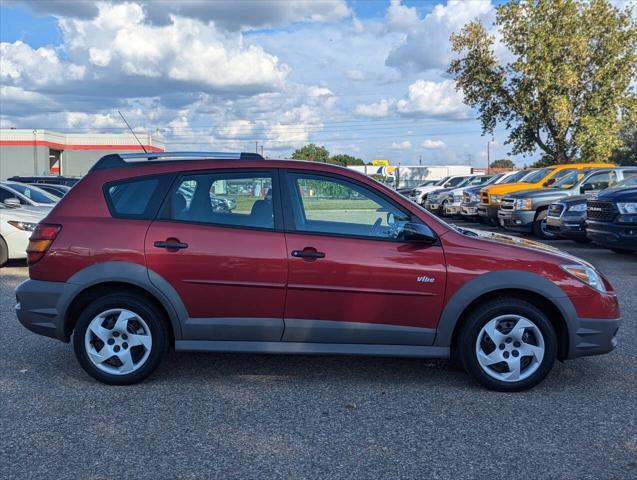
105 175 171 219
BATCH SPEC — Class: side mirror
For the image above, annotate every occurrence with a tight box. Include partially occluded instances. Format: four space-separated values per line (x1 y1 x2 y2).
403 222 437 244
3 198 21 208
543 178 556 187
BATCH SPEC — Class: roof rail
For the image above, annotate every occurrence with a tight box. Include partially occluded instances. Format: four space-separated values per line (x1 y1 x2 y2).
90 151 265 171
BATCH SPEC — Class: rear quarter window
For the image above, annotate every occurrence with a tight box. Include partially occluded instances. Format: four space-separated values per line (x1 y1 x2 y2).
105 175 172 219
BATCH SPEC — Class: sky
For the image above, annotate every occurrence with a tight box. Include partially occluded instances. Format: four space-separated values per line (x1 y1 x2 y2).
0 0 633 166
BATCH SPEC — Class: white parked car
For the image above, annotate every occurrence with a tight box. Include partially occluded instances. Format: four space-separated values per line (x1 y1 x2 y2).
404 174 483 206
0 181 58 212
0 203 46 266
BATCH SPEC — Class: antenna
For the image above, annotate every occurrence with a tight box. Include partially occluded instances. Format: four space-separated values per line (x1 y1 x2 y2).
117 110 148 154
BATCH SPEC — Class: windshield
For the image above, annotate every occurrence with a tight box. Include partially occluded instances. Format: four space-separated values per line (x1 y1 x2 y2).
433 176 450 186
503 170 532 183
522 167 554 184
553 170 589 189
5 183 58 204
482 174 503 186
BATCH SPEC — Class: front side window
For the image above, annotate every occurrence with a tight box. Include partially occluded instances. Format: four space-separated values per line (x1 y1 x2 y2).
446 177 466 188
582 171 612 191
286 173 410 239
523 167 554 184
164 172 275 230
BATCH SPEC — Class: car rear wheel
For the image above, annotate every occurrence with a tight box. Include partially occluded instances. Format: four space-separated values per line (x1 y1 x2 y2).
0 236 8 267
459 298 557 392
532 210 557 239
73 293 169 385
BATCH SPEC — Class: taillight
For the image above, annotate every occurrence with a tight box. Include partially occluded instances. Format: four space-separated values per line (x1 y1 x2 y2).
27 223 62 265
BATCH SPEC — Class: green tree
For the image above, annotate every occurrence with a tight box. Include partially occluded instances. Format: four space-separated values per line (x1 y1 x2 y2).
449 0 637 164
611 117 637 165
329 154 365 166
291 144 330 162
489 158 515 169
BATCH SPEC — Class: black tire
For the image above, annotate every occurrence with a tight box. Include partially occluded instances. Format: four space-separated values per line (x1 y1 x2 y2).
0 236 8 267
73 293 169 385
458 298 557 392
532 209 557 239
610 247 635 254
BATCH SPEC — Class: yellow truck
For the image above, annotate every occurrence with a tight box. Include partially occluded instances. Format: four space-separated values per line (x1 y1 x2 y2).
477 162 615 226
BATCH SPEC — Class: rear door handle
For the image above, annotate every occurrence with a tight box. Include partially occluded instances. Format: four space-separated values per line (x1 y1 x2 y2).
154 240 188 250
291 249 325 259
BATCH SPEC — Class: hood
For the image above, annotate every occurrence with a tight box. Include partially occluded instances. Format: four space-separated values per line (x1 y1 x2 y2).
0 206 47 222
456 226 585 264
463 185 483 195
505 187 569 200
483 182 540 197
595 186 637 201
415 185 446 194
560 195 587 206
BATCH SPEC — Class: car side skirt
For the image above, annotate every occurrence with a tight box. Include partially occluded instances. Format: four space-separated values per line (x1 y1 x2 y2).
175 340 450 358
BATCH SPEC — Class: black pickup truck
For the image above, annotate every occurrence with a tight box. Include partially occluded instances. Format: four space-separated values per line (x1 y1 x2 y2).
586 177 637 254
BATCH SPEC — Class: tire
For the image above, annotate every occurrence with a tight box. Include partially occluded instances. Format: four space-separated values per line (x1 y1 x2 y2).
458 298 557 392
73 293 169 385
0 236 8 268
611 248 635 254
532 210 557 239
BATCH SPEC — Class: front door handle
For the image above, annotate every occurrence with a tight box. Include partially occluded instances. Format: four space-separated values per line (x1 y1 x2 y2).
154 240 188 250
291 249 325 259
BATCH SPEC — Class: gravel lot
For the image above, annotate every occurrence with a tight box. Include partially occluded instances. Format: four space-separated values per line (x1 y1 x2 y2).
1 221 635 480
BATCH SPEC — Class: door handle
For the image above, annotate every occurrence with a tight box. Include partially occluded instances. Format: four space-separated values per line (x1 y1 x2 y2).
154 240 188 250
291 249 325 259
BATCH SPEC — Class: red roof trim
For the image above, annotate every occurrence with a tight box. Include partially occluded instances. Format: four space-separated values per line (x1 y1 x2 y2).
0 140 163 152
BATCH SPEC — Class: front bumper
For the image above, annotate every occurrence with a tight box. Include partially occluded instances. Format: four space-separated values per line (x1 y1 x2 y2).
567 316 621 359
443 202 463 216
586 220 637 251
15 279 76 342
460 202 480 217
546 212 587 238
497 209 535 232
477 204 500 222
424 202 443 215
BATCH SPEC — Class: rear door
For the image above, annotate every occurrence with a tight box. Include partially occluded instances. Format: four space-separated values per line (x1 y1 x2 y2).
281 170 446 346
145 169 288 342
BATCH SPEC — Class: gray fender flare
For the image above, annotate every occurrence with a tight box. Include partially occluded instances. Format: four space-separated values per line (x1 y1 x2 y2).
433 269 577 347
65 261 187 340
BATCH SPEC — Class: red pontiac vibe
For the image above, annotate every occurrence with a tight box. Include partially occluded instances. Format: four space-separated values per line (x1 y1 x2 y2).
15 152 621 391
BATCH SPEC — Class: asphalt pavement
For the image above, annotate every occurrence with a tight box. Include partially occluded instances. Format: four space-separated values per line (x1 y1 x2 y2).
1 220 636 479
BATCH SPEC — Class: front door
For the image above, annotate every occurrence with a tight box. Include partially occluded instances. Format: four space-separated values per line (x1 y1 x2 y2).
145 169 288 342
281 171 446 346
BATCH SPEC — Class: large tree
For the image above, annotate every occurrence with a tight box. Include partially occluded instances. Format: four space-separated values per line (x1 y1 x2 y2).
449 0 637 164
329 154 365 166
489 159 515 169
291 144 330 163
611 119 637 166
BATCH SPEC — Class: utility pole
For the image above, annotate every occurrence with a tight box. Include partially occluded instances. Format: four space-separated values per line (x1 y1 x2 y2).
260 144 264 157
487 138 494 174
419 155 422 166
255 141 259 153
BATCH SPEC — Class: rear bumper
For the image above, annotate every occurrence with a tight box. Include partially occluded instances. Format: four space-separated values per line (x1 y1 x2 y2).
586 220 637 251
15 279 75 342
497 209 535 232
567 316 621 359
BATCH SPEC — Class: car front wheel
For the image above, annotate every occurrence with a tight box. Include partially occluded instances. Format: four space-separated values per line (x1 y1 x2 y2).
73 293 169 385
459 298 557 391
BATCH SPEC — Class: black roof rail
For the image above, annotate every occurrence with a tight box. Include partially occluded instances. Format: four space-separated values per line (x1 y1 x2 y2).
89 151 265 172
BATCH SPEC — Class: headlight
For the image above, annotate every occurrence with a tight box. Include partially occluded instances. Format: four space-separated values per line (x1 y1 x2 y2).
470 193 480 203
491 194 502 204
513 198 533 210
7 221 38 231
617 202 637 214
567 203 587 212
561 264 606 293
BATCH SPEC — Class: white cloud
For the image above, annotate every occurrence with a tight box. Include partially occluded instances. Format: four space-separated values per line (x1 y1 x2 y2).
396 79 469 119
0 41 85 87
355 99 395 117
58 3 289 92
391 140 412 150
422 139 446 150
386 0 495 72
385 0 419 32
